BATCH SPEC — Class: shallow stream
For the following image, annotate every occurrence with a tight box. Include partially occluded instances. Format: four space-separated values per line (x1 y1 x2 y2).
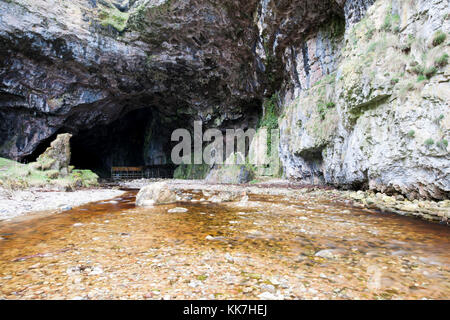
0 189 448 299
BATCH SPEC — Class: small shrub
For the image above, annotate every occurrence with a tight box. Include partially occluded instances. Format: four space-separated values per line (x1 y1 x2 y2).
317 101 335 120
424 66 437 79
417 74 426 82
367 41 378 53
391 78 399 85
382 16 392 32
400 35 415 53
317 104 327 120
412 64 424 75
382 13 400 33
424 138 434 146
366 27 375 40
407 130 415 138
432 30 447 47
400 43 411 53
436 139 448 150
435 53 449 67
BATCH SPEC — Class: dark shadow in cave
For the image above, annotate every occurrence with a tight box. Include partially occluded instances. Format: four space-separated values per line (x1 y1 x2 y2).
70 108 155 178
23 97 263 179
24 107 181 179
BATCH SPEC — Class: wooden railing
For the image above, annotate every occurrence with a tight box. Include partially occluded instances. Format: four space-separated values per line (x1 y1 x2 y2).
111 165 175 180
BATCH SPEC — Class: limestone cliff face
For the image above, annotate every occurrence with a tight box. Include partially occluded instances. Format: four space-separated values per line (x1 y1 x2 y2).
0 0 448 199
276 0 449 200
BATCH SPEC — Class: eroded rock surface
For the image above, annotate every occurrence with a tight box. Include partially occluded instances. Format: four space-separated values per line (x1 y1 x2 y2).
33 133 72 176
277 0 450 200
136 181 177 206
0 0 448 200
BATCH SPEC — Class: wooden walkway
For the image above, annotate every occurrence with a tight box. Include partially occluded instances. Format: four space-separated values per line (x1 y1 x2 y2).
111 165 175 180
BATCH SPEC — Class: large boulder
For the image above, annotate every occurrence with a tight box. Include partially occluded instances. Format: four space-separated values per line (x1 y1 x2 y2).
33 133 72 176
136 181 177 207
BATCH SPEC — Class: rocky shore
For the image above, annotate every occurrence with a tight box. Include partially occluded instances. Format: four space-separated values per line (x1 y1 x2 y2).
0 187 125 221
121 179 450 224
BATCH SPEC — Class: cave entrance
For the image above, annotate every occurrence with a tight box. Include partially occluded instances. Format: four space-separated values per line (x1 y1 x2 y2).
70 108 175 179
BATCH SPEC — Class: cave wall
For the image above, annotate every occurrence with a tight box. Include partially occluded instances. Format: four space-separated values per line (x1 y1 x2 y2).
0 0 448 199
277 0 449 199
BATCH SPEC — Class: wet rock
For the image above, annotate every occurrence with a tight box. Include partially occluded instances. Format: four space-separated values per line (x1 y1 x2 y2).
136 182 177 207
260 284 276 293
168 207 188 213
224 253 234 263
315 249 344 259
208 191 245 203
257 291 283 300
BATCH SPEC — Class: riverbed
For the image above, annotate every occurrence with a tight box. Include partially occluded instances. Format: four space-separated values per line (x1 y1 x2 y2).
0 186 448 300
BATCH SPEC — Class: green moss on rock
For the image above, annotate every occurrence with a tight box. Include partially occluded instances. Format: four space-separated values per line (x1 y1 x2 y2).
99 5 130 32
173 163 210 180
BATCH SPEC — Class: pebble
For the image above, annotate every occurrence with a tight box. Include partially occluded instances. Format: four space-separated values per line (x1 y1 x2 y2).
224 253 234 263
168 207 188 213
89 266 104 275
315 249 341 259
260 284 275 293
73 223 83 227
188 280 202 288
257 292 280 300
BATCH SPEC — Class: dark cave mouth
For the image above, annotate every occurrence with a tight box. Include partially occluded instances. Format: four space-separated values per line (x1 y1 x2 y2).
24 108 178 179
22 97 262 179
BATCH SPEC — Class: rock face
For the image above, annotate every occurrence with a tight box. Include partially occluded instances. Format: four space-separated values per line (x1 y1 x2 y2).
205 153 255 184
33 133 72 176
277 0 449 200
0 0 263 163
205 164 254 184
136 181 177 206
0 0 448 199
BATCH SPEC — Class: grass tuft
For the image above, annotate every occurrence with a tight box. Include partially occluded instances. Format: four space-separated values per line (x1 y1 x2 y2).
432 30 447 47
